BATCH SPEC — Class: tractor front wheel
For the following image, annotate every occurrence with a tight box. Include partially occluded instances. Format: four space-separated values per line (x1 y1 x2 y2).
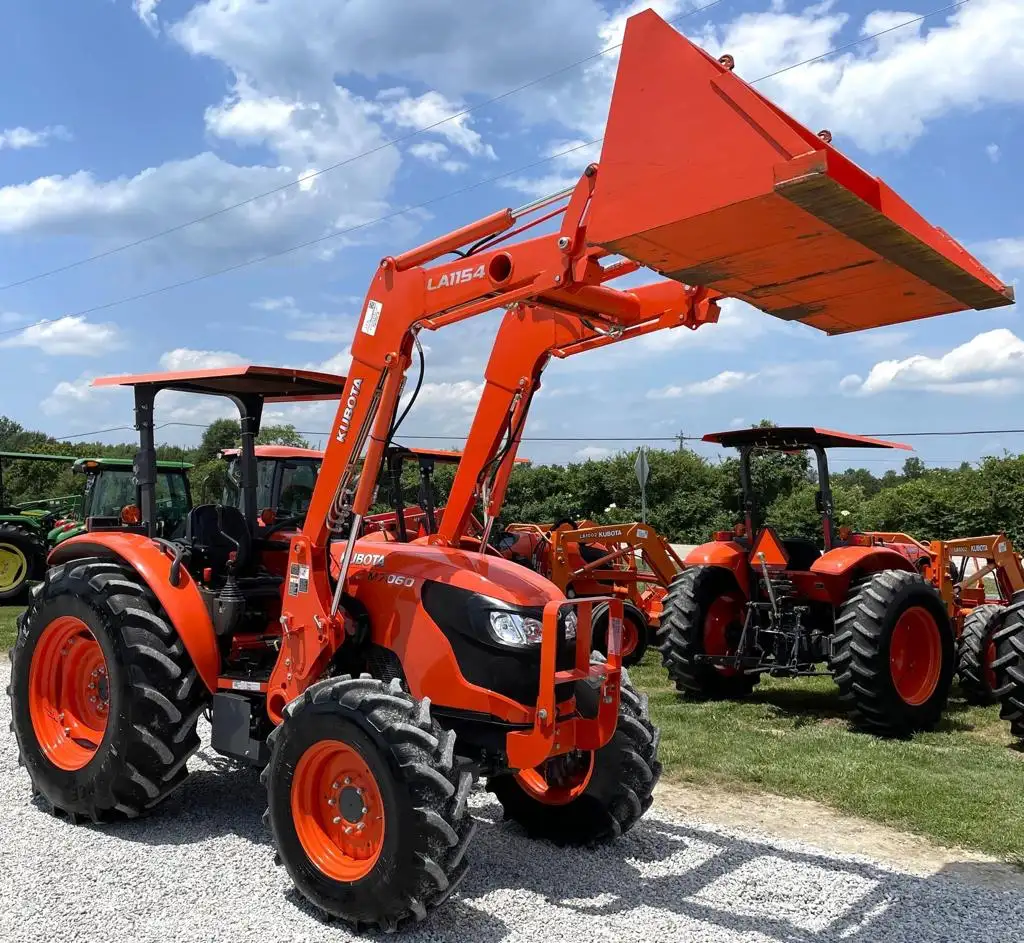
264 675 476 933
7 557 208 820
957 604 1004 705
486 669 661 845
832 569 953 736
656 565 758 699
0 524 43 602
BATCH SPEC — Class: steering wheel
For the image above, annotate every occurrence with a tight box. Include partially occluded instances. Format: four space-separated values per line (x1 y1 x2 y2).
263 515 305 539
552 517 579 531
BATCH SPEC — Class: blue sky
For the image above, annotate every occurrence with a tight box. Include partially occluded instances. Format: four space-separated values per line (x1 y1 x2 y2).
0 0 1020 475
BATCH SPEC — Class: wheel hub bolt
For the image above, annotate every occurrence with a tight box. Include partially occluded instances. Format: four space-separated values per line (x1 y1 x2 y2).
332 816 341 825
63 727 71 736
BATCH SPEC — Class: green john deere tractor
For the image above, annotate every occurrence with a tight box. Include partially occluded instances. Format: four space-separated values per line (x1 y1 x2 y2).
0 451 80 601
49 457 193 546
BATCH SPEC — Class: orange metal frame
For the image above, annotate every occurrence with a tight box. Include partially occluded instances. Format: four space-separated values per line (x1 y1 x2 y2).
506 521 683 625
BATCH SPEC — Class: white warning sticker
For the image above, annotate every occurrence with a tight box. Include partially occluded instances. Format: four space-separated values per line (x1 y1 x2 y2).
361 299 383 336
232 679 262 692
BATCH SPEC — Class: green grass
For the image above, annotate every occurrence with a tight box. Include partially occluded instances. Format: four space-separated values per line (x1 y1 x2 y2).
632 655 1024 859
0 605 19 651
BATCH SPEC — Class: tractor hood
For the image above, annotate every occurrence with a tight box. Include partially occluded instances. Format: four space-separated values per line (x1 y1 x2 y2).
331 538 564 608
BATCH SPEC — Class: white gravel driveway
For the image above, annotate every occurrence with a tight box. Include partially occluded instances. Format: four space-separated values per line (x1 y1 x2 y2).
1 663 1020 942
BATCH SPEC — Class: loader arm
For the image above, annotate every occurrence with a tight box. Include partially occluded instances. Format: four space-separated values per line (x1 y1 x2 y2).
436 287 720 546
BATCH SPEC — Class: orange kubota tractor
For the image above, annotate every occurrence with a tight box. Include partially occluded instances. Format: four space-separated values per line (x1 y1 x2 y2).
7 9 1012 932
660 427 969 736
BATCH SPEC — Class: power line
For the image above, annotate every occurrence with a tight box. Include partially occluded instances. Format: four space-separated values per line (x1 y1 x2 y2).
0 0 971 341
0 0 726 294
0 138 602 338
52 420 1024 444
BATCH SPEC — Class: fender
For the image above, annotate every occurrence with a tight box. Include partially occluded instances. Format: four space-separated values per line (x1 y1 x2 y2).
811 545 917 578
683 540 750 597
48 532 220 693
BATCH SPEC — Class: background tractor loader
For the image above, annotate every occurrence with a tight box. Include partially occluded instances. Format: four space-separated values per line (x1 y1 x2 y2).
7 8 1012 933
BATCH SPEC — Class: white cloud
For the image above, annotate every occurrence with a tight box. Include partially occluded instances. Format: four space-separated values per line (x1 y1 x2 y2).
372 89 494 159
41 376 99 415
575 445 612 461
408 141 467 174
695 0 1024 154
251 296 296 312
133 0 161 33
648 369 755 399
0 316 123 356
285 320 351 343
841 328 1024 395
976 237 1024 274
987 143 1001 163
0 126 70 150
158 347 246 371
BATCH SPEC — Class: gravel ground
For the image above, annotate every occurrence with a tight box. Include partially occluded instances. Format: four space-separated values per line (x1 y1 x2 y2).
2 662 1022 943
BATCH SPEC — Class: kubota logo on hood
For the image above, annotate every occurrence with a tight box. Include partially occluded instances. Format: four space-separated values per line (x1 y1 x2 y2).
335 378 363 443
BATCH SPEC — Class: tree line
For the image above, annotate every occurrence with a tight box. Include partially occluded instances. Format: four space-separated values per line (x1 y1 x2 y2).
2 414 1021 546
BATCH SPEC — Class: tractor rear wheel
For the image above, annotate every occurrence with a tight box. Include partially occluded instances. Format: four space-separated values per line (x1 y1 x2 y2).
0 523 43 602
7 557 208 820
486 668 661 845
263 675 476 933
656 565 758 699
832 569 953 736
593 601 649 667
992 598 1024 739
957 604 1004 705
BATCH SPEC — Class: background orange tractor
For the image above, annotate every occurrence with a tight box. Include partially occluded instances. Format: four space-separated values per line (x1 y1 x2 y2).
659 427 957 736
499 520 683 666
6 8 1011 932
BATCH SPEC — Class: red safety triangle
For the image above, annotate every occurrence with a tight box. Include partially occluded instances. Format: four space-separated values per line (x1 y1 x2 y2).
750 527 790 568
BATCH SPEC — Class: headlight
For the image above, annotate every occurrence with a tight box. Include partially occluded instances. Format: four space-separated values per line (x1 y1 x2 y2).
489 611 544 646
488 608 577 646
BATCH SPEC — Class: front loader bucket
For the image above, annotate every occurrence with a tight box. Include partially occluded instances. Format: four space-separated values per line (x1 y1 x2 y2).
588 10 1013 334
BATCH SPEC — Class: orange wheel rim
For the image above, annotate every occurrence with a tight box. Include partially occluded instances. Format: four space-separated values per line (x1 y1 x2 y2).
515 751 594 806
28 615 109 771
291 739 385 882
889 606 942 706
704 594 743 676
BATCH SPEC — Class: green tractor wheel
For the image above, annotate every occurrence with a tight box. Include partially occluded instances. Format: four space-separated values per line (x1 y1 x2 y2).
0 524 43 601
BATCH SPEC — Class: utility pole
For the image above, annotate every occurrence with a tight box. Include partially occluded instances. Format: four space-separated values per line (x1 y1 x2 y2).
676 429 686 453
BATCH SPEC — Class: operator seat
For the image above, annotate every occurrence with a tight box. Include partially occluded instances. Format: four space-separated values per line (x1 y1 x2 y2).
781 537 821 572
183 504 252 576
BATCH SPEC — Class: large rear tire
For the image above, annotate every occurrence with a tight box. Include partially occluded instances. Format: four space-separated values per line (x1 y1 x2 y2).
957 604 1003 705
7 557 208 820
992 597 1024 739
263 675 476 933
656 565 758 699
0 523 44 602
832 569 953 736
486 669 661 845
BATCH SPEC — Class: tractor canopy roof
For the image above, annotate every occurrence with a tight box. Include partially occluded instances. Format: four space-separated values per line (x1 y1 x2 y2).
92 364 348 403
72 457 193 473
0 451 78 463
220 446 324 460
703 426 912 452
